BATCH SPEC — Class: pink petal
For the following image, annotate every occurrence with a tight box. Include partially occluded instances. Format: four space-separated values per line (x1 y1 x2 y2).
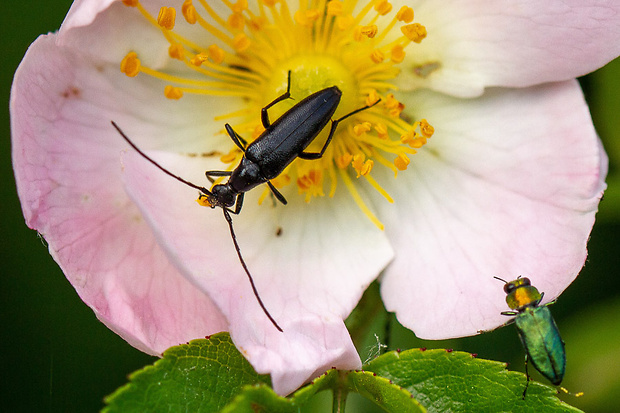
400 0 620 97
11 34 228 354
121 151 394 394
379 80 605 338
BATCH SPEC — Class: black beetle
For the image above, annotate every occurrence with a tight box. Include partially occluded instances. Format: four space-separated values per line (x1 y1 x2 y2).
112 71 380 331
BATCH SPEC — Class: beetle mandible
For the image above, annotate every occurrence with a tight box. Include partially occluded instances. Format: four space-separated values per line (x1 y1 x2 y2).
112 71 380 332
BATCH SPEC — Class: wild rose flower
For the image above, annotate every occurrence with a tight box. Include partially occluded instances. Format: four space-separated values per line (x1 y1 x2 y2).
11 0 620 395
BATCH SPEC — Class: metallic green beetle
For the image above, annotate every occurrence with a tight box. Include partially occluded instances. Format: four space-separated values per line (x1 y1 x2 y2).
495 276 566 397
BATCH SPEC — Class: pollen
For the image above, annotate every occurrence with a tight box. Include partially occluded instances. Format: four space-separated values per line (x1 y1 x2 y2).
120 0 432 229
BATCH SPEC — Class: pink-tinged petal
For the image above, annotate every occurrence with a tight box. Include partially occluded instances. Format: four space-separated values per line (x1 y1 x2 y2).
379 80 605 338
11 34 229 354
400 0 620 97
121 151 394 394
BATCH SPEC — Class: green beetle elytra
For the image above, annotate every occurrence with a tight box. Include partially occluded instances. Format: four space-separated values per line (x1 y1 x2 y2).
495 276 566 398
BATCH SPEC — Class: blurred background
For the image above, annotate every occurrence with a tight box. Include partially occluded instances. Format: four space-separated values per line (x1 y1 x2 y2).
1 1 618 411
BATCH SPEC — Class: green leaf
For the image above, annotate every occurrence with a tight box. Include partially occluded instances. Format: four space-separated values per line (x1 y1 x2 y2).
365 349 582 413
102 333 270 412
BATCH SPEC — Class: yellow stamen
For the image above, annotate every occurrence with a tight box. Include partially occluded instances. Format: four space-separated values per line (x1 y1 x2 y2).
374 0 392 16
122 0 139 7
157 7 176 30
182 0 198 24
164 85 184 99
394 153 410 170
401 23 427 43
120 52 140 77
327 1 343 16
396 6 413 23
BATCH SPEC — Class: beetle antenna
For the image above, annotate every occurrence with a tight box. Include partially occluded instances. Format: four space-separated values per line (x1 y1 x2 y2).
222 209 283 332
111 121 211 195
493 276 508 283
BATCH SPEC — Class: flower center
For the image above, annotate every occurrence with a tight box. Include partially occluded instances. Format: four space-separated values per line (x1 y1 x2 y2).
120 0 433 229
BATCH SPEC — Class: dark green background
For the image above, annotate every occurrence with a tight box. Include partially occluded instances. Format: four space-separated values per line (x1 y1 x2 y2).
2 2 619 411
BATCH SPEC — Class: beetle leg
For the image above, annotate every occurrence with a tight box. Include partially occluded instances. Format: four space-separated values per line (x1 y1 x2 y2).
261 70 293 129
522 354 531 399
267 181 288 205
205 170 232 184
298 99 382 160
225 124 248 151
231 192 245 214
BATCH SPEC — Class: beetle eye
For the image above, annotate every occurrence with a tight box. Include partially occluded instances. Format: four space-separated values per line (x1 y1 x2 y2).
504 283 515 294
521 277 531 286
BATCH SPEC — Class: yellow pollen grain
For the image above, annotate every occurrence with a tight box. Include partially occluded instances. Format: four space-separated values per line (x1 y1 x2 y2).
164 85 184 99
232 33 251 52
374 0 392 16
401 23 427 43
420 119 435 137
208 44 225 64
327 0 343 16
196 194 212 207
390 44 405 63
157 7 176 30
361 24 378 38
120 52 140 77
396 6 413 22
228 12 245 30
394 153 410 170
231 0 248 13
168 44 185 60
182 0 197 24
337 15 355 30
370 49 385 63
354 122 372 135
336 153 353 169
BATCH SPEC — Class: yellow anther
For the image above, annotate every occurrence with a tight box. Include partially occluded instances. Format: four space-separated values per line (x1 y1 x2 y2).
336 153 353 169
248 16 266 31
327 1 343 16
297 170 323 192
401 23 427 43
168 44 185 60
228 12 245 30
233 33 251 52
354 122 372 136
122 0 139 7
294 9 320 27
221 150 239 164
375 122 388 139
352 154 373 177
384 93 399 109
419 119 435 137
208 44 225 64
396 6 413 23
366 90 380 106
336 15 354 30
401 130 426 148
182 0 197 24
374 0 392 16
164 85 183 99
196 194 212 207
120 52 141 77
157 7 176 30
232 0 248 13
262 0 278 7
390 44 405 63
190 52 209 66
394 153 410 170
361 24 378 38
370 49 385 63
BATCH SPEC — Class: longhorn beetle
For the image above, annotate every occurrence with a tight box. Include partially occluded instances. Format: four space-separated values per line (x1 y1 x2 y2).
112 71 380 332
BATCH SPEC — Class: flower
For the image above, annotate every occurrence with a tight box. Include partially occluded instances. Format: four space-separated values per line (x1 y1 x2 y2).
11 0 620 395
